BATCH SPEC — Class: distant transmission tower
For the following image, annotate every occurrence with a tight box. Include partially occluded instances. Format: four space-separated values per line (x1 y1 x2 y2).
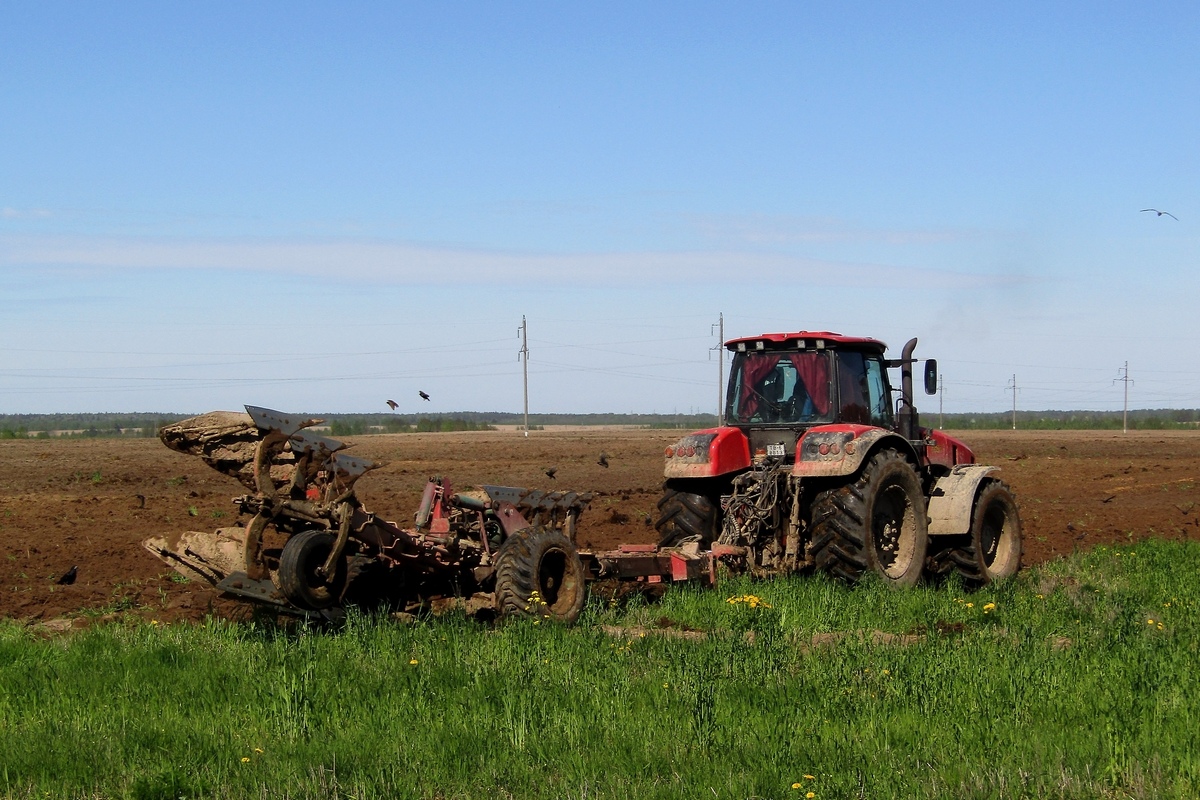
710 312 724 425
518 316 530 437
1006 374 1018 430
1114 362 1133 433
938 373 944 430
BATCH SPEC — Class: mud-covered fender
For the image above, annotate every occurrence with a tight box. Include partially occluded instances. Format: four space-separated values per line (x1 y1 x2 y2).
663 427 751 478
926 464 1000 536
791 426 915 478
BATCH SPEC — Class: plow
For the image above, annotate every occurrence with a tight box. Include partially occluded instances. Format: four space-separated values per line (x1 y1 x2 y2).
146 406 718 622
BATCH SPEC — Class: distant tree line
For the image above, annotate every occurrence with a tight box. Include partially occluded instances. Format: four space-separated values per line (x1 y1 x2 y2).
328 417 497 435
938 409 1200 430
0 414 183 439
4 409 1198 439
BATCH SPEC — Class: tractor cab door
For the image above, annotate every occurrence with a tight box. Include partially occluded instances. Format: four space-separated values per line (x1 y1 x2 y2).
835 351 893 428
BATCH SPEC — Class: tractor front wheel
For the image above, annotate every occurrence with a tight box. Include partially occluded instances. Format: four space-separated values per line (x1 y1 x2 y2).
811 450 928 588
494 526 587 623
930 480 1022 585
655 480 719 547
277 530 348 610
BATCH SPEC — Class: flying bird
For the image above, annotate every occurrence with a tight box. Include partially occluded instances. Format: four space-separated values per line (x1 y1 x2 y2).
544 467 557 480
1141 208 1178 220
57 566 78 586
418 391 431 401
386 399 398 410
597 452 609 468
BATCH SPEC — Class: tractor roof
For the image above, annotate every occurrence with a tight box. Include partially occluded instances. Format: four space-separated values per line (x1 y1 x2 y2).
725 330 887 352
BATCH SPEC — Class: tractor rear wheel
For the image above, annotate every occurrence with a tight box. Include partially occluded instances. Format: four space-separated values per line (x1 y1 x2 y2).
655 481 719 547
930 481 1022 585
277 530 348 610
494 526 587 623
810 450 928 588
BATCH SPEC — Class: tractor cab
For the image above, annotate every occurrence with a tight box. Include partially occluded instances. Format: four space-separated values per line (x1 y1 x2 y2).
725 332 893 429
723 331 921 464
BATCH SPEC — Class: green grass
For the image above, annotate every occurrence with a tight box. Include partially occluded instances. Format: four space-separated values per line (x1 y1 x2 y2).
3 540 1200 799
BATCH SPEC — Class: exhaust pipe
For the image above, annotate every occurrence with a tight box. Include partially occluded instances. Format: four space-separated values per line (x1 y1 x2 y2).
899 338 920 441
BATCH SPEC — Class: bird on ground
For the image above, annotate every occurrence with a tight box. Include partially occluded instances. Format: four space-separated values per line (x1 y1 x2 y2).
386 399 398 410
544 467 557 479
597 452 609 468
57 566 78 586
418 391 431 401
1141 208 1178 220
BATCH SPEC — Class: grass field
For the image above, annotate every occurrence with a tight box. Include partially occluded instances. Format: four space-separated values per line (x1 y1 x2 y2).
3 540 1199 800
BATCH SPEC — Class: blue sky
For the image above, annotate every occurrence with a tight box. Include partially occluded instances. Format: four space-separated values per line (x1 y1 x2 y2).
2 2 1197 415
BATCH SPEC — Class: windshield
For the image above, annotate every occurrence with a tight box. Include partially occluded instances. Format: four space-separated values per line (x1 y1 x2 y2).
726 350 833 424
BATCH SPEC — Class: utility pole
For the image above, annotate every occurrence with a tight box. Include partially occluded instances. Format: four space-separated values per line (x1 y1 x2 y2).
938 374 944 430
710 313 724 425
1006 374 1018 430
518 316 530 437
1114 362 1133 433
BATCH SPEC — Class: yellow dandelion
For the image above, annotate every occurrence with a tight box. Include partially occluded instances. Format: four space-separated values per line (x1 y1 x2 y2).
253 748 263 754
791 783 802 790
1147 619 1155 625
409 658 419 665
241 757 250 763
1157 623 1164 631
1036 594 1045 599
965 602 974 608
983 602 996 612
881 669 890 676
803 774 815 780
807 793 816 798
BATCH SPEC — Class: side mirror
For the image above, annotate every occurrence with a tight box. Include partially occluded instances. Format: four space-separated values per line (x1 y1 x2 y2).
924 360 938 395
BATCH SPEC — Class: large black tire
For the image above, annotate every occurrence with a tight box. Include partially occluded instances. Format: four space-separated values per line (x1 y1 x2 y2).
655 480 719 547
930 480 1022 585
277 530 348 610
494 526 587 623
811 450 929 588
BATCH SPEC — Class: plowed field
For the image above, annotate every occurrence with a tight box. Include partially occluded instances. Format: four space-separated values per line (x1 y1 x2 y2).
2 428 1198 625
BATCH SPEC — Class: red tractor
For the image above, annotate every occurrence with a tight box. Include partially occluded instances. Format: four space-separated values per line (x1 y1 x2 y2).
655 331 1022 587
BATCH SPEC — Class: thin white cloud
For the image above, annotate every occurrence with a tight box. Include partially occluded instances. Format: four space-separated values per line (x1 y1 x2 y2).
1 207 53 220
0 232 1015 288
680 212 977 247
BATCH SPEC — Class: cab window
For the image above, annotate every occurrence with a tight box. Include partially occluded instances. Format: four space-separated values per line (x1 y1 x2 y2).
836 352 892 427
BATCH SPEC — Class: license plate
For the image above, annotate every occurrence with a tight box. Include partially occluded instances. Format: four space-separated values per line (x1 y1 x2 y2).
766 443 786 457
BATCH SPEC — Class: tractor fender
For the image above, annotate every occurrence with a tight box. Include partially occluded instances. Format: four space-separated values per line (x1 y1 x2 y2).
926 465 1001 536
663 427 751 479
791 426 917 478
